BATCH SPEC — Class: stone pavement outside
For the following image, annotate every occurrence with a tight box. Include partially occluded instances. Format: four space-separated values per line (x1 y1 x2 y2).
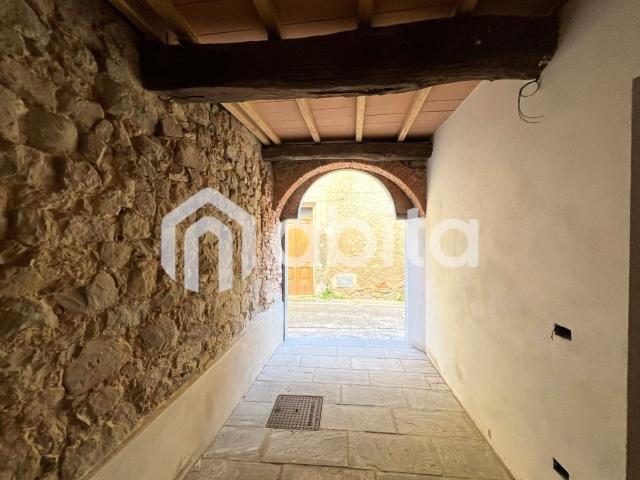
185 335 513 480
287 299 405 338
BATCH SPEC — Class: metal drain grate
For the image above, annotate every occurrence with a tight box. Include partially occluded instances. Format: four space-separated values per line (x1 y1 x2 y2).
266 395 323 431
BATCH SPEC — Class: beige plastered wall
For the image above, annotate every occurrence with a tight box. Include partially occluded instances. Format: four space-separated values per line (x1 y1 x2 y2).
425 0 640 479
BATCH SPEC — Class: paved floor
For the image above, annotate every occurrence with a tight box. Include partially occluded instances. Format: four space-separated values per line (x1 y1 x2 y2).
288 299 405 338
186 336 512 480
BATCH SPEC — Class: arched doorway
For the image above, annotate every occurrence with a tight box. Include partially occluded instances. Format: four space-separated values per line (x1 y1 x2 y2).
273 159 426 221
284 169 408 339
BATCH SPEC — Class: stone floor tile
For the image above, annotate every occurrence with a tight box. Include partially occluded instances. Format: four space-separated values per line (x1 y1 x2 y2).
277 382 342 403
324 337 368 347
363 338 408 348
276 344 296 354
285 336 326 345
268 354 302 367
338 346 385 358
292 345 339 356
203 427 268 461
430 383 450 391
376 473 456 480
425 375 450 391
369 372 429 389
348 432 443 475
321 404 396 433
243 381 282 402
314 368 370 386
262 430 349 467
257 366 315 383
340 385 407 407
226 401 274 427
432 438 512 479
185 459 281 480
392 409 481 439
402 389 463 412
383 349 427 360
244 380 341 403
401 360 438 374
282 465 375 480
301 355 353 369
351 357 404 372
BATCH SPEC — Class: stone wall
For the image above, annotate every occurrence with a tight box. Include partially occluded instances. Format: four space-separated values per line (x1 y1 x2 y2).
300 170 405 300
0 1 281 479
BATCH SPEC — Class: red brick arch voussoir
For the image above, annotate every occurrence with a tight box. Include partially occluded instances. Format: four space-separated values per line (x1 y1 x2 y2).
272 160 426 221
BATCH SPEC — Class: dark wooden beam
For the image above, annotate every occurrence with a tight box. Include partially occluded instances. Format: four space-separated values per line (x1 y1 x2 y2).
141 15 558 103
262 142 432 163
358 0 374 27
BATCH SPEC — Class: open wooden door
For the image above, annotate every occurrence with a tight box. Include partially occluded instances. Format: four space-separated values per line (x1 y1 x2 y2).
287 219 315 296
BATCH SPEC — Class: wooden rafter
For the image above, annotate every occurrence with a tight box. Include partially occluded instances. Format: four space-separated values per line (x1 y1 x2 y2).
141 16 559 103
238 102 282 145
263 142 432 162
358 0 374 27
221 103 271 145
252 0 282 40
455 0 479 15
296 99 321 143
144 0 199 43
108 0 169 42
398 88 431 142
548 0 569 15
355 97 366 143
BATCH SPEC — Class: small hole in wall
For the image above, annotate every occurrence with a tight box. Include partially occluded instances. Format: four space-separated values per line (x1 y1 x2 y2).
552 324 572 341
487 429 492 440
553 458 570 479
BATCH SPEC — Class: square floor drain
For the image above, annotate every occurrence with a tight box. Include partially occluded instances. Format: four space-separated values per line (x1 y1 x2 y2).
266 395 323 431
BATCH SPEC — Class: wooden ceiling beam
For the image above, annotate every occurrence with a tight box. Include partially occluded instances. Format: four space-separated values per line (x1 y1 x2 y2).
263 142 432 162
238 102 282 145
252 0 282 40
143 0 199 43
398 88 431 142
108 0 169 42
296 99 321 143
141 15 559 103
221 103 271 145
358 0 374 27
548 0 569 15
355 96 366 143
455 0 479 15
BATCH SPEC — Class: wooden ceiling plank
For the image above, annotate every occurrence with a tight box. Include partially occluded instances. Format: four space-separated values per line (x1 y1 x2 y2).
144 0 200 43
141 15 559 103
108 0 169 42
358 0 374 27
355 96 366 142
263 142 432 162
455 0 479 15
296 98 322 143
398 87 432 142
239 102 282 145
221 103 271 145
549 0 569 15
252 0 282 40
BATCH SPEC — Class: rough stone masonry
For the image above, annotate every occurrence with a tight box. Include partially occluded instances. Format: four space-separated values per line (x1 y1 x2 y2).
0 0 282 478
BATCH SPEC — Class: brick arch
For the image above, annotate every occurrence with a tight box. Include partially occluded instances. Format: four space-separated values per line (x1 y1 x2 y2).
273 160 426 221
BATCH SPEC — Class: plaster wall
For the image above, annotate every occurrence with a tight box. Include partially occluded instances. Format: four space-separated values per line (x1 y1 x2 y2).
426 0 640 478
